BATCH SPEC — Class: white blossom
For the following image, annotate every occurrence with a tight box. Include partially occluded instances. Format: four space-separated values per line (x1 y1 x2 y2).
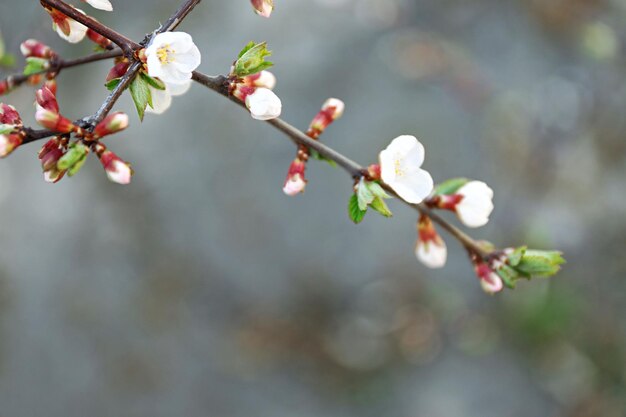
146 80 192 115
145 32 201 85
455 181 494 228
251 0 273 17
379 135 433 204
245 88 282 120
54 12 88 44
84 0 113 11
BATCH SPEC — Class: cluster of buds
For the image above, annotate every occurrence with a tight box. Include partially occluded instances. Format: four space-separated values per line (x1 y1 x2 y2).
283 98 345 196
250 0 273 18
35 81 78 134
39 136 68 183
229 42 281 120
0 103 25 157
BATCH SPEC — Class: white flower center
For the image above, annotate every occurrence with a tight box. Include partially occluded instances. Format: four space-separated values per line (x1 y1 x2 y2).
157 44 175 64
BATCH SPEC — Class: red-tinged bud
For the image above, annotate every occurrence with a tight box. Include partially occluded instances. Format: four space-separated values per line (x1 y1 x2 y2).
251 0 273 18
87 29 112 49
38 138 66 183
307 98 345 139
0 103 22 125
35 105 75 133
20 39 54 59
0 80 11 96
474 262 503 295
241 71 276 89
0 134 23 158
415 214 447 268
367 164 381 181
45 79 57 95
106 61 130 82
231 83 257 102
46 8 72 36
93 112 129 138
98 150 133 185
35 85 59 113
283 158 307 196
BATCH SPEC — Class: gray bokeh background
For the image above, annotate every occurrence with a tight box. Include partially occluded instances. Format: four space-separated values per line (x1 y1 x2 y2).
1 0 625 416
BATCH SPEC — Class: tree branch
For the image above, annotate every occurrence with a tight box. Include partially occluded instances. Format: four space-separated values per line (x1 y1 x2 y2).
191 71 489 259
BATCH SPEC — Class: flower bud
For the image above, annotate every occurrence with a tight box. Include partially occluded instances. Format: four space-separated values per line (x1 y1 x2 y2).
106 61 130 82
241 71 276 90
0 103 22 125
35 85 59 113
283 158 307 196
474 262 503 294
308 98 345 139
20 40 54 59
38 137 66 183
98 149 133 185
87 29 112 49
251 0 273 18
35 105 75 133
46 7 88 44
0 134 23 158
435 181 494 228
93 112 129 138
245 88 282 120
415 214 447 268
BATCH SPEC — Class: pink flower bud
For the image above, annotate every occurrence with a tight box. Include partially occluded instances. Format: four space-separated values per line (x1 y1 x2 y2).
251 0 273 18
38 138 66 183
87 29 112 49
99 150 133 185
106 61 130 82
35 85 59 113
242 71 276 90
474 262 503 294
0 103 22 125
93 112 129 138
20 40 54 59
35 105 75 133
415 214 447 268
0 134 23 158
307 98 345 139
282 158 307 196
367 164 381 181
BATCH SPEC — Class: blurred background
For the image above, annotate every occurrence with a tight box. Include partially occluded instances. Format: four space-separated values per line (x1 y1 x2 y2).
0 0 625 416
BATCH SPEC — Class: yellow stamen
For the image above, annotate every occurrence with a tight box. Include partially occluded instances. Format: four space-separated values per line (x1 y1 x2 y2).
156 44 175 64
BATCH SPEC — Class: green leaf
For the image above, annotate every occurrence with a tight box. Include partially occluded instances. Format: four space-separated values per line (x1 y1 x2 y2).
433 177 468 196
515 250 566 278
496 264 520 289
348 194 367 224
0 54 15 68
129 75 152 121
140 72 166 90
0 124 16 135
233 41 273 77
356 179 374 211
370 197 393 218
309 149 337 167
507 246 527 267
57 143 89 172
23 57 48 76
367 181 390 199
105 78 121 91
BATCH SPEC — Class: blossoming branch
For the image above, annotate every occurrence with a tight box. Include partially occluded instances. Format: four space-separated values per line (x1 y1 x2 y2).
0 0 565 295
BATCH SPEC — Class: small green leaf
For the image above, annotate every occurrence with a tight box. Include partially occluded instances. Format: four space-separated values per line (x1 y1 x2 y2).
309 149 337 167
507 246 527 267
105 78 121 91
515 250 565 278
367 181 390 199
356 179 374 211
370 196 393 218
57 143 89 172
348 194 367 224
140 72 166 90
23 57 48 76
233 41 273 77
0 124 16 135
433 177 468 196
496 264 520 289
129 75 152 121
